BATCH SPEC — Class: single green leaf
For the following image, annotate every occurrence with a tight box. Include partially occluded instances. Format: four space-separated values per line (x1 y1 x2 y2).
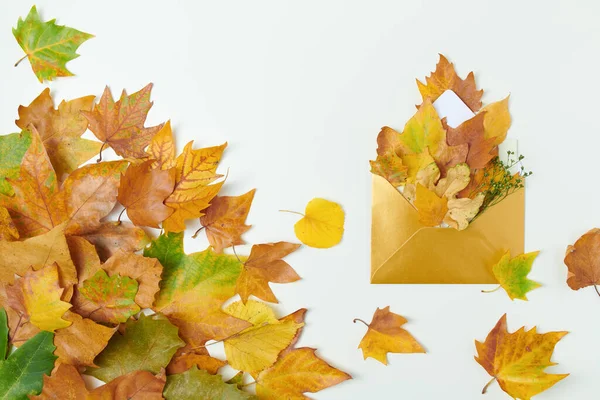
87 313 184 382
490 251 541 301
78 269 140 324
0 331 57 400
0 309 7 361
144 232 242 310
163 367 257 400
13 6 93 82
0 131 32 196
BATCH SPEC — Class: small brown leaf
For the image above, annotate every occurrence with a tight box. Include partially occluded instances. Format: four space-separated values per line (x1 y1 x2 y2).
236 242 301 304
199 189 255 252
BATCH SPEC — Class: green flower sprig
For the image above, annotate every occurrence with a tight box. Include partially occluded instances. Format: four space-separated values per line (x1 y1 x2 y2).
477 151 532 213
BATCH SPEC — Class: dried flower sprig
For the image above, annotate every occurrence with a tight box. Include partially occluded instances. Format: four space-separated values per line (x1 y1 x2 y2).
477 151 532 214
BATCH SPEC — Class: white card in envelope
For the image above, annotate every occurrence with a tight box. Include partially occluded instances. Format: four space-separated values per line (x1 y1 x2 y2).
432 89 516 164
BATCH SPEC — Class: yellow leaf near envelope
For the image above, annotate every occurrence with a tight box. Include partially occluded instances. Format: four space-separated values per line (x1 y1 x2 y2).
288 198 344 249
482 96 511 145
371 174 524 284
415 184 448 227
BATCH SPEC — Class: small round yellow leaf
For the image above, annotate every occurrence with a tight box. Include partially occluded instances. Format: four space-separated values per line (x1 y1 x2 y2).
293 198 344 248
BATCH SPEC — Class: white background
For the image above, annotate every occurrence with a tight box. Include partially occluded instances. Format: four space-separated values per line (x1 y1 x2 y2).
1 1 598 399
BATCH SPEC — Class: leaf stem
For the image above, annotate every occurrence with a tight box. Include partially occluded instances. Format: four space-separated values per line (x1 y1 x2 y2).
117 208 126 224
481 377 496 394
97 142 107 162
279 210 304 217
231 245 244 265
594 284 600 298
353 318 370 328
192 226 205 239
14 54 27 67
481 286 502 294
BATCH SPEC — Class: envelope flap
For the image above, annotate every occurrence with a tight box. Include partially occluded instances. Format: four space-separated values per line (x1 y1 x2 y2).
371 175 422 273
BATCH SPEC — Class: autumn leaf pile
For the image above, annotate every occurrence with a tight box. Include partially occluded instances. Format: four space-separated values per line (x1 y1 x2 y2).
0 82 350 399
370 54 518 230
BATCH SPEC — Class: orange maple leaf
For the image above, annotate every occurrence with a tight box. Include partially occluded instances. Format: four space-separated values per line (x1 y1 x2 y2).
475 314 568 399
354 307 425 365
235 242 301 304
417 54 483 112
198 189 255 253
81 83 163 159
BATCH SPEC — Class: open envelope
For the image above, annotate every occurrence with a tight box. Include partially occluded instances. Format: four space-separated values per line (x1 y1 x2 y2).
370 175 524 283
370 89 524 284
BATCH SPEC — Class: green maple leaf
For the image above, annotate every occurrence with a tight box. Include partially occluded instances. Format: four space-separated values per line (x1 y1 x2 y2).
78 269 140 324
0 131 31 196
488 251 541 301
144 232 242 310
0 308 57 400
87 313 184 383
163 367 257 400
13 6 93 82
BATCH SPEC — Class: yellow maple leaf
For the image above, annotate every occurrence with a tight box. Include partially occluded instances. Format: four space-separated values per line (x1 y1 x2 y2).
414 184 448 227
282 198 344 249
354 307 425 365
147 120 177 170
223 300 304 373
256 347 351 399
475 314 568 399
163 141 226 232
6 264 72 331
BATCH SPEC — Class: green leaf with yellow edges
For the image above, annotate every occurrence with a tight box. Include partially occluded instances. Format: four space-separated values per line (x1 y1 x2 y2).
489 251 541 301
13 6 93 82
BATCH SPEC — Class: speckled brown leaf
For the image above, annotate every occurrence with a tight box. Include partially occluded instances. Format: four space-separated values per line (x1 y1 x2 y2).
199 189 255 252
81 83 163 159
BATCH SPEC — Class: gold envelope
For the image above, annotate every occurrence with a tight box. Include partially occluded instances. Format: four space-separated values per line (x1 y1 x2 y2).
371 175 524 284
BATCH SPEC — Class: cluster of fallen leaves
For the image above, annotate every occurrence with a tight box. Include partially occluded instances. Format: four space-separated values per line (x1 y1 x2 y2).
370 54 514 230
0 82 350 399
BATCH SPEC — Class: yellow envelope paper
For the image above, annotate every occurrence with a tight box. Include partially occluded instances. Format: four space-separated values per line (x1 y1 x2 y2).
370 175 524 284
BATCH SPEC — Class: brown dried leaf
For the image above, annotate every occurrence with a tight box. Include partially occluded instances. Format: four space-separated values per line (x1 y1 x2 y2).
236 242 301 304
81 83 163 159
117 160 176 228
199 189 255 253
